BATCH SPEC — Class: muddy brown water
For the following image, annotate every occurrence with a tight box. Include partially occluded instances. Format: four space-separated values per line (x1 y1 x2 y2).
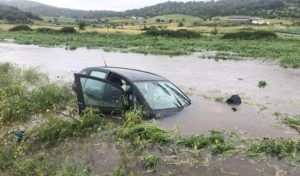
1 43 300 139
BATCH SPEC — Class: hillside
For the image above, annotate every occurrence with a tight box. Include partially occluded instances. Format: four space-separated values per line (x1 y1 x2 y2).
0 0 299 19
0 0 121 18
126 0 300 18
0 3 41 22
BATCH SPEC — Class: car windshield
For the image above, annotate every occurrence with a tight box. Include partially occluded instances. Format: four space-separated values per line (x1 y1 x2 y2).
134 81 190 110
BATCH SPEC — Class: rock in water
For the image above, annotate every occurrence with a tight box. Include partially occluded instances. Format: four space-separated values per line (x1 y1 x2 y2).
226 95 242 105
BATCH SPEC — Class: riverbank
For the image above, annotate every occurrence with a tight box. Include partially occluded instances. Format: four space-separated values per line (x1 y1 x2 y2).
0 31 299 68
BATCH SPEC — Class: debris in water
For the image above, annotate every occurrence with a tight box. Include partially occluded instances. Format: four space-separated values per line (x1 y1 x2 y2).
226 95 242 105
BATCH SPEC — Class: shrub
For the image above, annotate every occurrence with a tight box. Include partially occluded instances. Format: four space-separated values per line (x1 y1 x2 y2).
78 21 86 30
34 117 79 144
258 80 267 88
144 29 200 38
223 31 277 40
59 27 76 33
36 27 57 34
30 83 74 112
34 109 105 145
116 108 172 145
0 63 73 125
9 25 32 32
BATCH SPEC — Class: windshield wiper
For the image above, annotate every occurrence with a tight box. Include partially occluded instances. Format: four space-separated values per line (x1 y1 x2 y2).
158 84 182 109
164 84 191 105
158 83 183 110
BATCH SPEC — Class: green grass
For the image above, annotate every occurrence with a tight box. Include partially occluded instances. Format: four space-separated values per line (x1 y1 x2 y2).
282 116 300 133
178 130 234 154
34 109 106 145
0 63 74 125
247 138 300 159
143 154 159 170
0 31 299 68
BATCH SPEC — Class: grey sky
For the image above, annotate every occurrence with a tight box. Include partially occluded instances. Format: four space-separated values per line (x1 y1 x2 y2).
30 0 204 11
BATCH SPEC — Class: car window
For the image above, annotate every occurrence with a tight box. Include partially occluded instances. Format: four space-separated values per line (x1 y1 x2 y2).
135 81 189 110
80 77 123 108
90 71 107 79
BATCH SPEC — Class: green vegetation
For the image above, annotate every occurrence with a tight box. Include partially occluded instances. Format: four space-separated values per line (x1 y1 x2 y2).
258 80 268 88
116 108 172 146
144 28 201 38
34 109 105 145
247 138 300 159
0 63 300 175
178 131 234 154
282 116 300 133
36 27 57 34
0 30 299 68
78 21 86 30
0 63 73 125
0 4 41 23
1 0 298 19
143 154 159 170
223 31 277 40
59 26 77 33
9 24 32 31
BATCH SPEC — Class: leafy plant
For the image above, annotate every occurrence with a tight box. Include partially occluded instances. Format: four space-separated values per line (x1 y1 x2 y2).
258 80 267 88
179 131 234 154
247 138 300 159
143 154 159 169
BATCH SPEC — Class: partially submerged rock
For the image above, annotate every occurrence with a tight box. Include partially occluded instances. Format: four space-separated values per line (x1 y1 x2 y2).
226 95 242 105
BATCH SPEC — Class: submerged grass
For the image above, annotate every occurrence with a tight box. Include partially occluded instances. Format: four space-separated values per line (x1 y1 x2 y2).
246 138 300 159
178 130 234 154
0 31 299 68
282 116 300 133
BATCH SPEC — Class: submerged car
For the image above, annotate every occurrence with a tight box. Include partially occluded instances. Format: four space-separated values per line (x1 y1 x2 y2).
74 67 191 117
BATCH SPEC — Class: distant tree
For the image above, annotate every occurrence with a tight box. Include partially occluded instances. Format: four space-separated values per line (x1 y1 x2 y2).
78 21 86 30
156 19 161 23
178 22 184 27
169 19 174 23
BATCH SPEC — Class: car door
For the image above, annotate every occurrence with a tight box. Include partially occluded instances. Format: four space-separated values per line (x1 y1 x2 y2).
74 73 125 115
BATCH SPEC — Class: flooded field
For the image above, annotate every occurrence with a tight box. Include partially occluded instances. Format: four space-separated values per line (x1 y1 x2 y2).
0 43 300 139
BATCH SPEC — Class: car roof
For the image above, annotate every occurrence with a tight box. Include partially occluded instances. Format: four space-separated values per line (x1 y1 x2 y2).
85 67 167 82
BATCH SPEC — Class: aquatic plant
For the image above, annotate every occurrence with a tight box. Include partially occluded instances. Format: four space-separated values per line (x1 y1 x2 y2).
246 138 300 159
282 116 300 133
258 80 267 88
178 131 234 154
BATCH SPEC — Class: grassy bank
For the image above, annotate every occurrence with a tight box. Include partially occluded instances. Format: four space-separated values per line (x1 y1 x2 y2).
0 30 299 68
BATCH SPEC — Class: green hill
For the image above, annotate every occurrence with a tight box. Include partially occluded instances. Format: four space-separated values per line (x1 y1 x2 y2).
0 0 299 19
0 3 41 22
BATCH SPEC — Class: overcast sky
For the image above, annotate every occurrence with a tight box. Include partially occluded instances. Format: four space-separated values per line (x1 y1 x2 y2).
30 0 205 11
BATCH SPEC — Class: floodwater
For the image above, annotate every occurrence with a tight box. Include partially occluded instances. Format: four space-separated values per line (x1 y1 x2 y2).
0 43 300 139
